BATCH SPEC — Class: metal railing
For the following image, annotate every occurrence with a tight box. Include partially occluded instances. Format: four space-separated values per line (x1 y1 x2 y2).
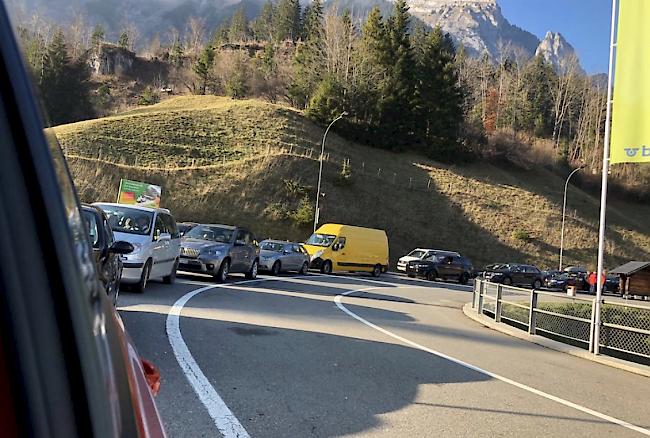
473 279 650 364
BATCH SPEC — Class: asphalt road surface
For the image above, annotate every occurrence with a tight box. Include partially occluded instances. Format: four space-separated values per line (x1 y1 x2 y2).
118 273 650 438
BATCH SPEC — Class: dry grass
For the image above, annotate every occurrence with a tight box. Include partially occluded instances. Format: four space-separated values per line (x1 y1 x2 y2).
57 96 650 269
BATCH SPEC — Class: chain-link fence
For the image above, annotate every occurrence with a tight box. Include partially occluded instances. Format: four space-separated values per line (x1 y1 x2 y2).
600 300 650 359
473 279 650 364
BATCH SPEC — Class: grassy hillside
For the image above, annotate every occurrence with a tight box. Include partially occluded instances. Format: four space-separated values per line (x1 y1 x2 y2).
54 96 650 269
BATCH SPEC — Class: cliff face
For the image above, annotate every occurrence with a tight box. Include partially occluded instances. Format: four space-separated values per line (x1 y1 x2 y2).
406 0 540 58
90 44 136 76
535 31 585 74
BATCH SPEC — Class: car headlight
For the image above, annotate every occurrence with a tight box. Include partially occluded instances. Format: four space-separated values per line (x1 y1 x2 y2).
202 249 223 257
310 250 324 261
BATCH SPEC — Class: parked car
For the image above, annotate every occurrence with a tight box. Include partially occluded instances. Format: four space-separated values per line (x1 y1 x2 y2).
179 224 260 282
483 263 544 289
476 263 505 278
0 8 166 434
544 272 571 291
259 240 310 275
564 266 589 291
406 254 474 284
94 202 181 292
81 204 134 306
605 275 620 293
303 224 389 277
177 221 198 237
397 248 460 273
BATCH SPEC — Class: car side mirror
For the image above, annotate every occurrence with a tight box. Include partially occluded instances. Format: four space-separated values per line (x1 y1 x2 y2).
332 243 339 251
110 241 134 255
235 240 245 246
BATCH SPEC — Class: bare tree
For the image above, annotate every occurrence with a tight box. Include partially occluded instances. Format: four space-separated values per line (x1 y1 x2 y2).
185 17 206 58
552 54 582 147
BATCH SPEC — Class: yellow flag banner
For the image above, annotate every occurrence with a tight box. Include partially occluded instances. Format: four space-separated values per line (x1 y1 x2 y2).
610 0 650 164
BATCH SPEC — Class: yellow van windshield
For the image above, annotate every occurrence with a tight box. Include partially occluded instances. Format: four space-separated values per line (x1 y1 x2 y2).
306 233 336 247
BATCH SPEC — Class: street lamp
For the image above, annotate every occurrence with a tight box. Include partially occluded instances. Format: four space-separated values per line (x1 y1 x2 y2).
313 111 347 232
559 164 586 271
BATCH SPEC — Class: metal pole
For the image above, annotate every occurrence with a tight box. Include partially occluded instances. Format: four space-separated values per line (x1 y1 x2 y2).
313 112 347 232
594 0 619 355
559 166 585 271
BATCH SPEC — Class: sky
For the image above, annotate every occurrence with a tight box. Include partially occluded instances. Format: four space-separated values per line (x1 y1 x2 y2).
499 0 613 74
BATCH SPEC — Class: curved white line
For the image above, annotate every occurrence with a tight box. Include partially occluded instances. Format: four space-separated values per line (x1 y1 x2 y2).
335 287 650 436
166 279 261 438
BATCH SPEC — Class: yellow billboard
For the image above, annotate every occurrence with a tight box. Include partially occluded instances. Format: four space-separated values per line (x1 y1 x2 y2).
610 0 650 164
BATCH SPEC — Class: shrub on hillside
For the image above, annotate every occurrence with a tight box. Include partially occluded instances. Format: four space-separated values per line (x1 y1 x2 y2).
512 230 532 243
138 86 160 105
289 196 313 227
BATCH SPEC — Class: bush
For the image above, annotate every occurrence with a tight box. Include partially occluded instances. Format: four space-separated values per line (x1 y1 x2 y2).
289 196 314 226
283 179 312 197
263 202 289 221
512 230 532 243
138 86 160 106
334 159 353 187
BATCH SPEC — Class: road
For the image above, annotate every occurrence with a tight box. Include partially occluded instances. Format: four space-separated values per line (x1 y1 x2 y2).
118 273 650 438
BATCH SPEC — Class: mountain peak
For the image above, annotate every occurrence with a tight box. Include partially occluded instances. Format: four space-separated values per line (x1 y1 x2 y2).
406 0 539 59
536 31 584 74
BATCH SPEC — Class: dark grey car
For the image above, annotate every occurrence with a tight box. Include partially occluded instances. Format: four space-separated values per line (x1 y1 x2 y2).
259 240 310 275
179 224 260 282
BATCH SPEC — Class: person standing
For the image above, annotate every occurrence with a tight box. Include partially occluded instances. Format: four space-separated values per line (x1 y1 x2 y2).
587 271 598 294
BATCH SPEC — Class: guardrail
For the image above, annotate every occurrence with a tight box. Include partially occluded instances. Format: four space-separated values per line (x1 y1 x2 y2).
473 279 650 364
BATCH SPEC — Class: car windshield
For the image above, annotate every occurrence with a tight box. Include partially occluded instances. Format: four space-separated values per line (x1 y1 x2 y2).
184 225 234 243
178 224 195 236
306 234 337 247
260 241 286 252
100 205 153 236
407 250 426 258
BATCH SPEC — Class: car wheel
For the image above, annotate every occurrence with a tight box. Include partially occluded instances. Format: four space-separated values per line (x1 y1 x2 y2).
532 279 542 290
426 271 437 282
459 273 469 285
134 260 151 293
502 277 513 286
299 261 309 275
271 261 281 276
163 258 179 284
215 259 230 283
320 260 332 274
371 264 382 277
407 273 416 278
245 260 259 279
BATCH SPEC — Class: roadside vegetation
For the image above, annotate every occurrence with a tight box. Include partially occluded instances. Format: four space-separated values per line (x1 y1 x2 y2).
55 95 650 269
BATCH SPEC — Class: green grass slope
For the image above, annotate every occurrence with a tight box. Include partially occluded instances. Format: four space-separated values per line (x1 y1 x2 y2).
55 96 650 269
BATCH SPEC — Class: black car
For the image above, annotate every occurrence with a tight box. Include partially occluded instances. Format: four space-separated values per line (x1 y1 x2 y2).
81 204 134 305
406 254 474 284
483 263 544 289
177 221 198 237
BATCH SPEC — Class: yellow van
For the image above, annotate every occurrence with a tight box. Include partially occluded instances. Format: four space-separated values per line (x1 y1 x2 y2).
303 224 389 276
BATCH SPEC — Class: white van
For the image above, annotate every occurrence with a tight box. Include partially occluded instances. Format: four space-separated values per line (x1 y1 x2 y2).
95 203 181 292
397 248 460 272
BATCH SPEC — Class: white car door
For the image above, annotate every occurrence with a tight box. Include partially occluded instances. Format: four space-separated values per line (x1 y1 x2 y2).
150 214 168 278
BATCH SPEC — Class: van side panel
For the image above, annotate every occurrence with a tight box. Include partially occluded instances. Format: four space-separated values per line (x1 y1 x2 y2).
334 225 388 272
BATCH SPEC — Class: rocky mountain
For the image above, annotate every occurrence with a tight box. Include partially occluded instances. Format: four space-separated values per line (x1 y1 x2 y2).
406 0 539 58
535 31 584 74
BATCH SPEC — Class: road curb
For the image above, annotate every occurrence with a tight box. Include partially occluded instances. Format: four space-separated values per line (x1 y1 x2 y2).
462 302 650 379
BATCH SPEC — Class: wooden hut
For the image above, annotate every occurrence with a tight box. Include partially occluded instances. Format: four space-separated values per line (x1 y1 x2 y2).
610 261 650 298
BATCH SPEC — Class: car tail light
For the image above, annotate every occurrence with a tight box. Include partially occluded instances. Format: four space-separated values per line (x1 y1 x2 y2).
141 358 161 396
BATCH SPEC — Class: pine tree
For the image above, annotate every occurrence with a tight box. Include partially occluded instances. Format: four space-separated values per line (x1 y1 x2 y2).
91 24 105 52
289 0 324 107
274 0 301 42
193 45 215 94
40 30 94 124
251 1 275 41
305 74 345 124
229 7 248 43
381 0 417 150
523 54 555 136
413 26 465 160
118 31 129 50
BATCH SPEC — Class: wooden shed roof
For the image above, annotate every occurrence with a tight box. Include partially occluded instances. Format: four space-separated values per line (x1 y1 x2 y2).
610 261 650 275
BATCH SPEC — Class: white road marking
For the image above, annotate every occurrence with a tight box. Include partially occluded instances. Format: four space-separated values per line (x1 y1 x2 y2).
166 276 308 438
334 287 650 436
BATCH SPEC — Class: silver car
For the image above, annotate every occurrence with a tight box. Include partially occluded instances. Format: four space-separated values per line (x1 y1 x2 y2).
179 224 260 282
259 240 310 275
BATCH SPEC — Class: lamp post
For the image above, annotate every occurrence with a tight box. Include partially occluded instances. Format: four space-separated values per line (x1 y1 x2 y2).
313 112 347 233
559 165 586 271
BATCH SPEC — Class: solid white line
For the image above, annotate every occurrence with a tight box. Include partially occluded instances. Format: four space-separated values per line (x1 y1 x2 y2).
334 287 650 436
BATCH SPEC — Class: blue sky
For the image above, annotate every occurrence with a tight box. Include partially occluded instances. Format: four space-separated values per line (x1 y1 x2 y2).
499 0 613 73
